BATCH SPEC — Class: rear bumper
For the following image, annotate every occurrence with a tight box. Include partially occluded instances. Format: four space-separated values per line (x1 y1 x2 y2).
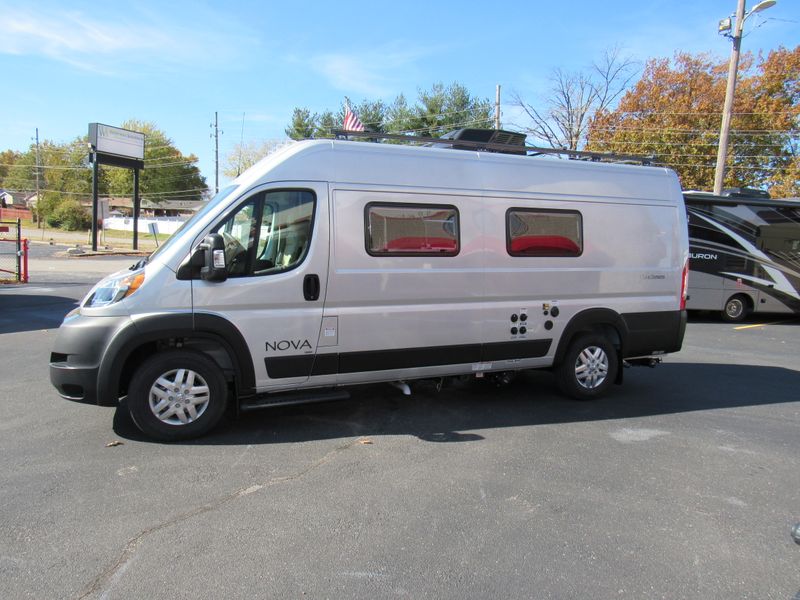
622 310 687 357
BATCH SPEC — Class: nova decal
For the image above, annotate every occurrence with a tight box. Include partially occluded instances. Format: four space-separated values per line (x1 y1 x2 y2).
266 339 313 352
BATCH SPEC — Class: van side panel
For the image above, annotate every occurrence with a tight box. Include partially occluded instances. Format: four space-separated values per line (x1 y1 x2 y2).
482 192 685 362
322 188 487 384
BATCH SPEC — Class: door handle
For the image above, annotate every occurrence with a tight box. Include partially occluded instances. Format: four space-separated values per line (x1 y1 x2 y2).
303 274 320 301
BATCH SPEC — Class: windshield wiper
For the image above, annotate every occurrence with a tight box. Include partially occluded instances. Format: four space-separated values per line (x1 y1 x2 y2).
130 257 148 270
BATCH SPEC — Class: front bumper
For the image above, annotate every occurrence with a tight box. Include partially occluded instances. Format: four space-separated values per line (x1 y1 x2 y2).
49 313 132 405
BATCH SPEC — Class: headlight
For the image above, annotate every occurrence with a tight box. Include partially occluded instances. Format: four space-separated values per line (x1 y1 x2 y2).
84 269 146 308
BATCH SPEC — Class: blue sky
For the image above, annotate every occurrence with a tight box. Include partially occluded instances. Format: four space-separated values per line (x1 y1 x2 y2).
1 0 797 187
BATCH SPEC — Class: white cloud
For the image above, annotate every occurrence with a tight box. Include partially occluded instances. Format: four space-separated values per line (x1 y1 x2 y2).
310 43 438 97
0 6 254 76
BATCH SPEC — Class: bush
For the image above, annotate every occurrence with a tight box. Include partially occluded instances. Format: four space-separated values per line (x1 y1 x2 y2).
47 200 91 231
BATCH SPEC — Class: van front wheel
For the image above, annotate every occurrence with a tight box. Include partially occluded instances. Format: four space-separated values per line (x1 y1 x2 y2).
127 350 228 441
556 334 618 400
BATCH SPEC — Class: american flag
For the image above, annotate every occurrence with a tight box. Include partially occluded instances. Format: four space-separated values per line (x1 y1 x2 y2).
343 106 365 132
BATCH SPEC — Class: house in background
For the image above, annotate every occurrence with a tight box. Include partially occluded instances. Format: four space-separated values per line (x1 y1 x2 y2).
0 189 14 207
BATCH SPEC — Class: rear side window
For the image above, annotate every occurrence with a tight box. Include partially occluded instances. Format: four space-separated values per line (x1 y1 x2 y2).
507 209 582 257
365 203 459 256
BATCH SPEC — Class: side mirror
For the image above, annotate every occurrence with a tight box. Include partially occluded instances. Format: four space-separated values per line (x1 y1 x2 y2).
200 234 228 282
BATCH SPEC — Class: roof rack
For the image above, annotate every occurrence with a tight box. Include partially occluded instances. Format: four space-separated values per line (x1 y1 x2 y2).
330 129 655 166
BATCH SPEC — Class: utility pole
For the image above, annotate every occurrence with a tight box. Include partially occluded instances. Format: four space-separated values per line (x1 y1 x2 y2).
211 111 222 194
495 85 501 130
713 0 777 195
714 0 746 195
34 128 41 228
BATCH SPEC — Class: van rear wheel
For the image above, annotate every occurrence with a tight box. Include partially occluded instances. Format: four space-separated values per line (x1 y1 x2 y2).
556 334 618 400
127 350 228 441
722 294 748 322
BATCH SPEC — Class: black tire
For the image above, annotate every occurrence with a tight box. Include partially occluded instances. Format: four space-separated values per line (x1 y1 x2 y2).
556 333 618 400
721 294 748 322
127 350 228 441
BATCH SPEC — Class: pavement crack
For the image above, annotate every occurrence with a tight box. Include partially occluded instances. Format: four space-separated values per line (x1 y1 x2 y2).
76 436 363 599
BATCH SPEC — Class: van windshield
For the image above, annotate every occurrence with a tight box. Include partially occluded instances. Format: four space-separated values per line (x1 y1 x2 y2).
148 185 239 263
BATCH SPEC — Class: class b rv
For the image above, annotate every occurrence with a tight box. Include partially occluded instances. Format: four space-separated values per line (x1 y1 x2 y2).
684 190 800 322
50 130 689 441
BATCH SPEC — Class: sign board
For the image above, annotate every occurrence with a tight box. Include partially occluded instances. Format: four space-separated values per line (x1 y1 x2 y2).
88 123 145 160
148 222 159 236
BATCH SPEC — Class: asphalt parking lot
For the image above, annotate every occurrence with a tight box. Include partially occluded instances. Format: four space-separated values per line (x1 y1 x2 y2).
1 247 798 599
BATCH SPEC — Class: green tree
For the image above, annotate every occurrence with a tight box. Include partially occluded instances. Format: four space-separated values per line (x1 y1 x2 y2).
385 94 415 135
1 137 90 224
313 110 340 138
406 82 493 138
286 82 493 141
352 98 387 134
285 108 316 140
47 199 91 230
0 149 19 186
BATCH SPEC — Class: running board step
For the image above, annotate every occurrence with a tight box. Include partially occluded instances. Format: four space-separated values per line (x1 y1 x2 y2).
240 389 350 412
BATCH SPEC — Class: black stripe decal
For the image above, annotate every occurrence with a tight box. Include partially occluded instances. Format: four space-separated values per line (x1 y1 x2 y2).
311 353 339 376
265 339 552 379
482 339 551 361
339 343 482 374
264 354 314 379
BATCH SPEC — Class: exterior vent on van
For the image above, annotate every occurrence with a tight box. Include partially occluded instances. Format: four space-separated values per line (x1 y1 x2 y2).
723 187 771 199
436 128 527 155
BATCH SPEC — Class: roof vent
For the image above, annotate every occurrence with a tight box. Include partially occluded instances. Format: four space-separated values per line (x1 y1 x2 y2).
722 187 770 199
437 128 527 155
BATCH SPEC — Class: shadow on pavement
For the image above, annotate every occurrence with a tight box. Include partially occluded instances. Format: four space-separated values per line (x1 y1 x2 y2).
0 293 78 333
112 362 800 446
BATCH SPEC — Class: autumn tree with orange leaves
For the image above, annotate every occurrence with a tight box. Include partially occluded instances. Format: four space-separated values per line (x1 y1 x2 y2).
586 47 799 197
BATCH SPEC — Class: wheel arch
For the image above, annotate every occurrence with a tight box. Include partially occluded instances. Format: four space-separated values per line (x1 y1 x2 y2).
726 292 754 311
96 312 256 406
553 308 628 371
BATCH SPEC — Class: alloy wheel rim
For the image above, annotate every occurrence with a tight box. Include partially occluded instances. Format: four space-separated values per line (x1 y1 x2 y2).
574 346 609 389
726 300 743 318
148 368 210 426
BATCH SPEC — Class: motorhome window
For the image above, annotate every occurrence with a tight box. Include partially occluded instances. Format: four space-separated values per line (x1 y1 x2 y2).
506 209 582 257
212 189 315 277
365 203 459 256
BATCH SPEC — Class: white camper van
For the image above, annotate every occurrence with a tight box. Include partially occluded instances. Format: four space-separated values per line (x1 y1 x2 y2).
50 132 689 441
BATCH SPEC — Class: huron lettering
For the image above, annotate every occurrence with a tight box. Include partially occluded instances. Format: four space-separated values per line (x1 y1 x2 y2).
266 339 313 352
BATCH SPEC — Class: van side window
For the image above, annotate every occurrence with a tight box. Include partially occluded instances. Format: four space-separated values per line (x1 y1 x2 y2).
213 190 315 277
365 203 459 256
506 209 582 257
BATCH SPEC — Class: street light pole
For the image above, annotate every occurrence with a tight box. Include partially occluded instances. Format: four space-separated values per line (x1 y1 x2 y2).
713 0 777 195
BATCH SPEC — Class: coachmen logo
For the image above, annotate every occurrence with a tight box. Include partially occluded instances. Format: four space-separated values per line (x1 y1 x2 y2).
266 339 313 352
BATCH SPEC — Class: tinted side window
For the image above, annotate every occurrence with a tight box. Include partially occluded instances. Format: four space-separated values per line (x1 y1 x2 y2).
507 209 582 257
365 203 459 256
213 189 315 277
